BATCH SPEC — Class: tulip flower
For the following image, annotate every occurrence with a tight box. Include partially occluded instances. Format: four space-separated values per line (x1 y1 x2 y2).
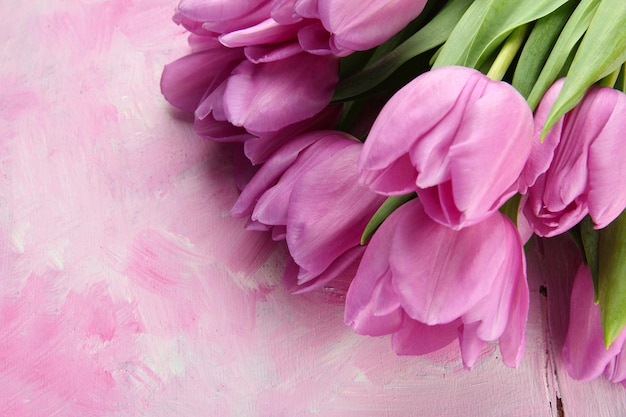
562 265 626 386
345 199 529 368
294 0 428 55
231 131 386 292
161 32 340 162
358 66 534 229
521 79 626 237
160 41 245 113
220 52 338 133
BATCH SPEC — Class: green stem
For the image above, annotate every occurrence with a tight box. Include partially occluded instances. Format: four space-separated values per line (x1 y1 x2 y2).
361 193 416 245
598 66 621 88
486 25 530 81
499 194 521 226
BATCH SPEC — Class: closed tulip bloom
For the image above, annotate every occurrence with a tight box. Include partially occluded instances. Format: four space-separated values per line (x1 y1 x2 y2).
220 52 338 133
160 40 245 113
163 0 341 159
232 131 386 292
161 37 340 161
345 199 529 368
358 66 534 229
295 0 428 55
562 265 626 386
522 80 626 237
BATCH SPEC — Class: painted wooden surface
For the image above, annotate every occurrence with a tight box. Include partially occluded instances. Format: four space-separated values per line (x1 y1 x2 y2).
1 1 625 416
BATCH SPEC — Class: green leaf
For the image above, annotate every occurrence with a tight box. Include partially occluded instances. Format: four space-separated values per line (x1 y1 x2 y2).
525 0 600 110
542 0 626 136
361 193 416 245
338 49 376 80
432 0 571 69
580 215 600 303
332 0 473 102
598 210 626 347
512 0 577 99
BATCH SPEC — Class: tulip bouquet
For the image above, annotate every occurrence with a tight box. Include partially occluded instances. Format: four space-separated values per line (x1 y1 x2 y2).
161 0 626 385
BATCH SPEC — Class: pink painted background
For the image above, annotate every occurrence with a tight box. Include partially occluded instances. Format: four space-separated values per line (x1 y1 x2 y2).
1 1 625 416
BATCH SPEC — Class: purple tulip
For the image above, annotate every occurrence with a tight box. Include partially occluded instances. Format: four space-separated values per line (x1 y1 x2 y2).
161 32 340 162
220 51 338 133
160 40 245 113
562 265 626 386
344 199 529 368
358 66 534 230
295 0 428 55
521 80 626 237
231 131 386 292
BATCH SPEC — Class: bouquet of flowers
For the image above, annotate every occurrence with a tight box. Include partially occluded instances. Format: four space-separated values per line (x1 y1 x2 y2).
160 0 626 385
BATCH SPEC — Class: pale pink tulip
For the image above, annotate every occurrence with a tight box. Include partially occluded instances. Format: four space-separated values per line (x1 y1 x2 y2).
345 199 529 368
562 265 626 386
232 131 386 292
521 80 626 237
358 66 534 230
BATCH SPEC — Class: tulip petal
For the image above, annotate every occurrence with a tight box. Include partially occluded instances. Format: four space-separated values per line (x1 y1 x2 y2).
586 89 626 228
462 230 526 343
604 351 626 384
287 246 365 293
178 0 267 22
244 42 304 63
458 322 485 369
287 140 385 277
345 206 404 336
219 18 304 48
562 266 626 380
298 22 343 56
520 79 564 193
194 113 252 142
272 0 304 24
223 53 338 132
161 47 244 112
231 132 324 218
495 262 529 368
243 104 341 165
448 82 533 220
316 0 427 51
388 201 512 325
201 4 275 34
392 318 460 356
346 269 405 336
